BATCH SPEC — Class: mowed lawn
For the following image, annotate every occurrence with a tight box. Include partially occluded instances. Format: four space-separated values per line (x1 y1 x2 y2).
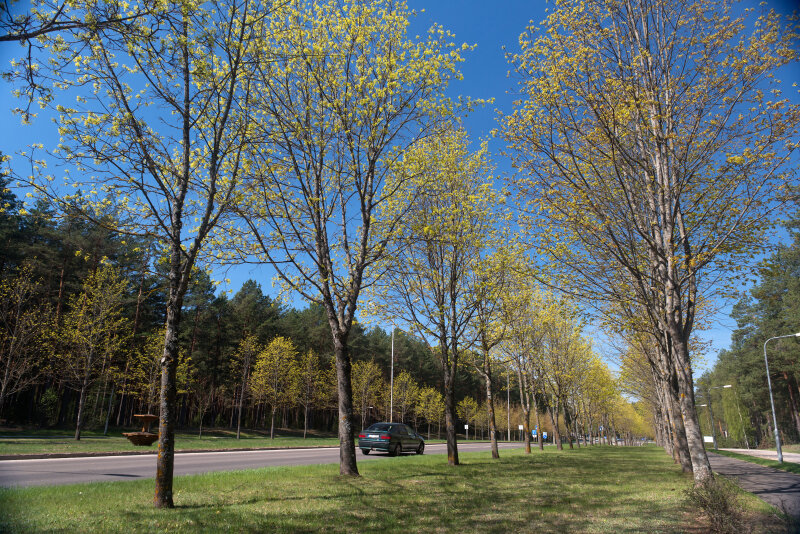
0 446 782 533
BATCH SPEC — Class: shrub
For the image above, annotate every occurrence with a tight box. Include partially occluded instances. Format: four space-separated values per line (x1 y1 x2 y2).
684 476 746 533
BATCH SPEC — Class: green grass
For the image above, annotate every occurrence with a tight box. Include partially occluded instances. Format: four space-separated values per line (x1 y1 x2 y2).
714 449 800 475
0 446 784 533
0 427 343 456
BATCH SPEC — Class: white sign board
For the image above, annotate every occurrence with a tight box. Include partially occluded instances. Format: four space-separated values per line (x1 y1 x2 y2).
518 425 524 430
464 424 469 429
703 435 714 443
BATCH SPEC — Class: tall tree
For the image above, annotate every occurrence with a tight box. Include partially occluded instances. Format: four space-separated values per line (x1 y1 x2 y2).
351 360 383 430
369 128 501 465
0 263 53 415
59 265 127 440
231 0 469 476
502 0 799 482
231 334 261 440
250 336 299 439
22 0 268 506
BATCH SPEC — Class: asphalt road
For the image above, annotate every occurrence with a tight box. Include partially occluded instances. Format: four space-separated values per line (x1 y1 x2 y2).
708 452 800 521
0 441 523 488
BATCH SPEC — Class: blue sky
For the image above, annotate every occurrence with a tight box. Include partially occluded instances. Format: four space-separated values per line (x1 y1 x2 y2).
1 0 798 372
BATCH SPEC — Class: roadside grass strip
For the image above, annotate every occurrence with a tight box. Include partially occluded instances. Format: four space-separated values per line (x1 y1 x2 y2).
0 446 782 533
0 429 342 456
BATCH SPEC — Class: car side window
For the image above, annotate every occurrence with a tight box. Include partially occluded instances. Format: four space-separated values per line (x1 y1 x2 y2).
396 425 407 435
405 425 415 436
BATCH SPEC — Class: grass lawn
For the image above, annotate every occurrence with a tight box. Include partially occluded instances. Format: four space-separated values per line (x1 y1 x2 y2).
0 427 343 456
714 449 800 475
0 446 783 533
780 444 800 454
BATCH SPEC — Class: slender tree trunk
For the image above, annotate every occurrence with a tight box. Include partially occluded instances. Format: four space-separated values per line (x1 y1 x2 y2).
515 367 531 454
443 356 459 466
672 338 712 482
783 373 800 436
75 353 93 441
75 373 90 441
154 270 185 508
333 332 359 476
103 387 114 435
55 255 68 324
535 405 543 450
549 405 562 450
270 406 275 439
563 400 574 449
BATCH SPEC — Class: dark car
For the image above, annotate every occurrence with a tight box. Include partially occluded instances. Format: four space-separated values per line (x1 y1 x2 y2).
358 422 425 456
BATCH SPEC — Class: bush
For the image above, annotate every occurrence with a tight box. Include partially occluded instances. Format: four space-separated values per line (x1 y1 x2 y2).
684 476 746 533
37 389 59 427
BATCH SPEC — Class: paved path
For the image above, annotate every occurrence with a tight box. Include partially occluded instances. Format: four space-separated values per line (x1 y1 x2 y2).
0 441 522 488
708 452 800 520
722 448 800 464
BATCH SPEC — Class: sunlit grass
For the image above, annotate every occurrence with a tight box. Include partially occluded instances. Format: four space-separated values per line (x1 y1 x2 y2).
0 446 784 533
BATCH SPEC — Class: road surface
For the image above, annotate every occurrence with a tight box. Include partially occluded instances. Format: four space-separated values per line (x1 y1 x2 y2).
0 441 523 487
709 452 800 521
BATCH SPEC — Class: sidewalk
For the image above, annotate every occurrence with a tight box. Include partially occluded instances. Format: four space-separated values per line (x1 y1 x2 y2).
708 452 800 521
722 448 800 464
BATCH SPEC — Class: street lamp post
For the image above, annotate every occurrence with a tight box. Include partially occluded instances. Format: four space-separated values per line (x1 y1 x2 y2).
763 332 800 464
390 328 394 423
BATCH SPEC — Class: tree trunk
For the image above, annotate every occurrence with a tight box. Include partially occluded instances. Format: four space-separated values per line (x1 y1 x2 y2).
270 406 275 439
549 404 562 450
154 272 184 508
672 337 712 482
103 387 114 435
333 332 359 476
535 406 543 450
783 372 800 436
443 355 459 466
74 368 90 441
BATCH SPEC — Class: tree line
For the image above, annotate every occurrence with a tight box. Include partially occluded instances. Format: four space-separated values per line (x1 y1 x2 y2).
2 0 796 507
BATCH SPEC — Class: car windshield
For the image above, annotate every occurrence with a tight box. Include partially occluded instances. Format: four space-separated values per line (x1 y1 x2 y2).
365 423 393 432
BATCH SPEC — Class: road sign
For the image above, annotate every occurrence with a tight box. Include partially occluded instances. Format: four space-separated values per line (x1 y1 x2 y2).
518 425 523 430
532 430 537 438
464 424 469 429
543 432 548 440
703 435 713 443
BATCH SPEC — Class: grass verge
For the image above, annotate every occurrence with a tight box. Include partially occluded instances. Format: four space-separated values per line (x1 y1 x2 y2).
0 427 453 456
0 428 342 456
0 446 784 533
714 449 800 475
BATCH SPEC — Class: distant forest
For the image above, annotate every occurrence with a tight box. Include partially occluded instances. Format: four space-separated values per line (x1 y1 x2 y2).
0 173 492 436
698 211 800 448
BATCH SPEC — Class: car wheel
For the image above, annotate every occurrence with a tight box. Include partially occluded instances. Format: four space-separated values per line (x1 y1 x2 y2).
416 442 424 455
389 442 400 456
361 449 370 455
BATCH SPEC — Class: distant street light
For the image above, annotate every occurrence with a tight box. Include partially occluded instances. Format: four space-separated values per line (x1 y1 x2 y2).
763 333 800 463
390 328 394 423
